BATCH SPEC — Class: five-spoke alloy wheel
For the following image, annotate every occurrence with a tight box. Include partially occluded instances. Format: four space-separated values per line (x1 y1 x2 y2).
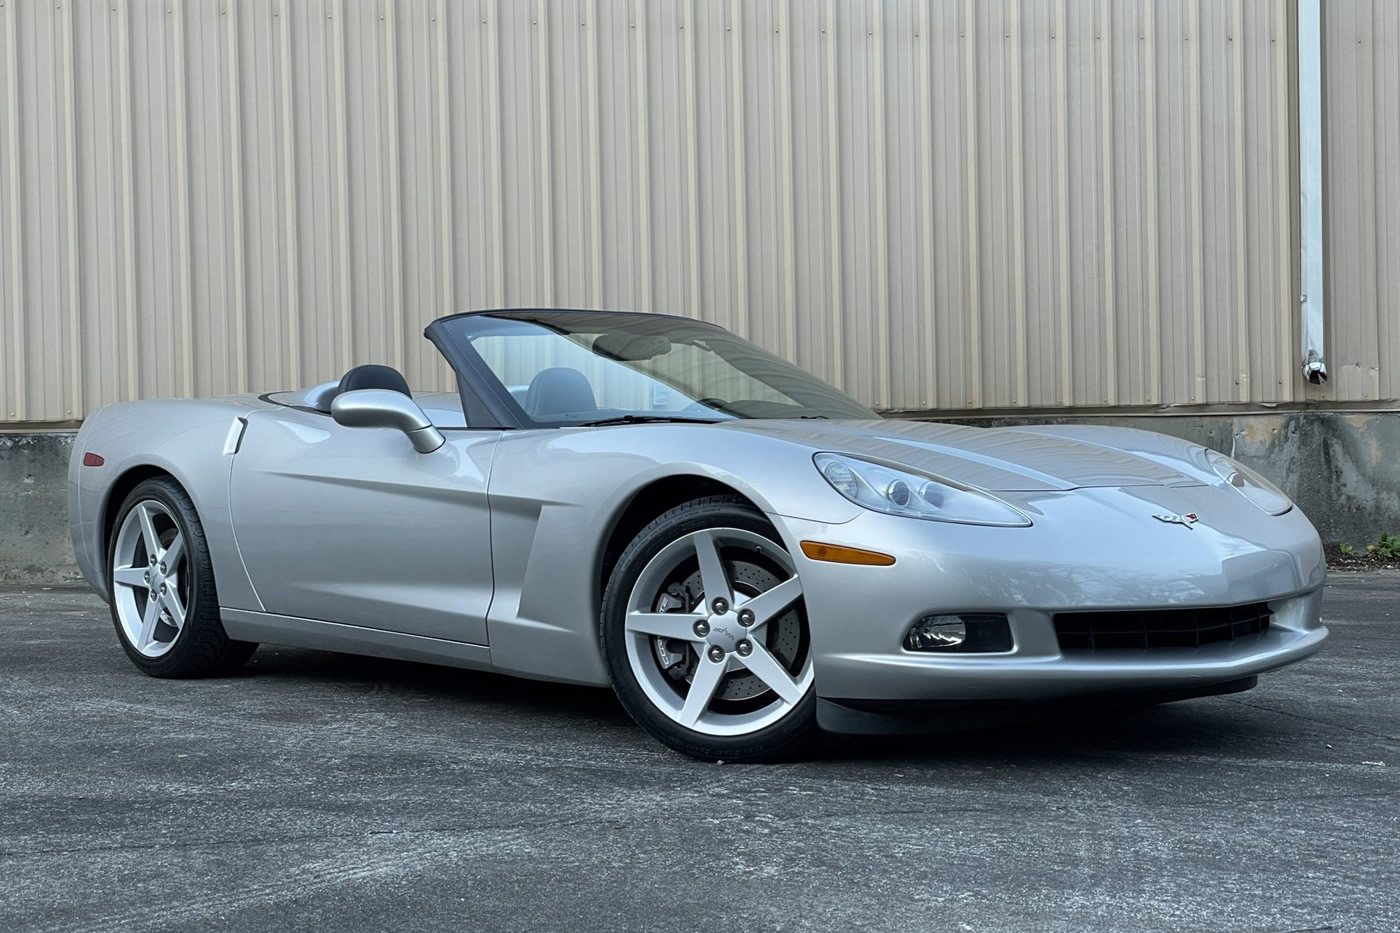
111 498 189 658
107 476 256 677
602 495 817 761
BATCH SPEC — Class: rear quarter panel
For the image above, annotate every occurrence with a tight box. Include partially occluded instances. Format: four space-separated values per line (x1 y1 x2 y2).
71 395 274 606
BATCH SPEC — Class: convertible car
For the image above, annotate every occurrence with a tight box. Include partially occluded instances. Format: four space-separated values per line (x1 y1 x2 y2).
69 309 1328 760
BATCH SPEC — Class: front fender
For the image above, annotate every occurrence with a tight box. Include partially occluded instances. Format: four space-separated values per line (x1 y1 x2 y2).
481 425 859 686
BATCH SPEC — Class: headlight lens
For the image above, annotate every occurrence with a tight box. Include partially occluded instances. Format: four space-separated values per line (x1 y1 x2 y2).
1205 450 1292 515
814 453 1032 526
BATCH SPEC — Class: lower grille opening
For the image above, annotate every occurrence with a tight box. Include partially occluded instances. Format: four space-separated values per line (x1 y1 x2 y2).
1054 602 1272 652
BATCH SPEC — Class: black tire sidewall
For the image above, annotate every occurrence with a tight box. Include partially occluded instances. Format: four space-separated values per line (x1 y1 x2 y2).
601 496 817 761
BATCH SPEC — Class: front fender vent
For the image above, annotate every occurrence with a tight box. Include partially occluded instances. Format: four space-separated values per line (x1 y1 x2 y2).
1053 602 1272 653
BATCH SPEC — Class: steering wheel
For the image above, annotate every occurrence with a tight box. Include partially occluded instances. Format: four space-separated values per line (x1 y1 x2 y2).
683 398 731 415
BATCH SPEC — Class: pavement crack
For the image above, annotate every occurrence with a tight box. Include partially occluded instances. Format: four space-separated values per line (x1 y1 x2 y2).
1220 696 1400 745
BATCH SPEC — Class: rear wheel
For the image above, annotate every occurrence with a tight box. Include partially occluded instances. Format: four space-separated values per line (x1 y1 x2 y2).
601 496 817 761
107 476 257 677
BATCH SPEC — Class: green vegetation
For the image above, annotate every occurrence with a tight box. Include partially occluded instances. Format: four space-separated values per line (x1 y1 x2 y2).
1367 532 1400 561
1341 532 1400 561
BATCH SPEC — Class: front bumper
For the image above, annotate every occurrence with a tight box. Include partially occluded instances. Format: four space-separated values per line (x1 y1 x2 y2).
775 483 1329 706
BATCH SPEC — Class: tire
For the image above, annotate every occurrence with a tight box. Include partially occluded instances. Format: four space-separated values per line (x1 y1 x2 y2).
105 476 257 678
601 495 818 761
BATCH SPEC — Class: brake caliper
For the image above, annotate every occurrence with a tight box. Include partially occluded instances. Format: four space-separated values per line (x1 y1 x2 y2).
654 584 696 681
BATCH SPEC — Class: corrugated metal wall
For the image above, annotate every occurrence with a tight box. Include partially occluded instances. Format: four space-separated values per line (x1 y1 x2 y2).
0 0 1392 423
1324 0 1399 404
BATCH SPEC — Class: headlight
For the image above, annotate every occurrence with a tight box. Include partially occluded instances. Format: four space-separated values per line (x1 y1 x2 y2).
814 453 1031 527
1205 450 1292 516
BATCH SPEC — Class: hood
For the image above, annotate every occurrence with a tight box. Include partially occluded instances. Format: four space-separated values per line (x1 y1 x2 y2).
719 419 1213 492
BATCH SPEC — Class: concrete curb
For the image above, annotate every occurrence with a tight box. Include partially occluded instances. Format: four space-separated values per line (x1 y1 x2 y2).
0 433 80 586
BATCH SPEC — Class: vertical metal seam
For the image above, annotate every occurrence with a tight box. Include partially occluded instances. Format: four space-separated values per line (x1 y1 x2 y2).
383 0 404 360
1142 0 1161 405
534 0 553 307
1349 0 1366 398
823 0 842 386
728 0 748 337
1098 0 1116 405
117 0 138 401
1054 0 1071 405
315 0 327 381
225 0 247 391
962 0 981 408
61 0 81 416
1232 0 1250 401
100 2 122 410
778 0 796 361
171 0 194 397
485 0 504 306
3 0 24 418
1368 0 1383 397
463 2 480 308
1009 1 1026 407
333 0 352 370
277 0 301 386
870 0 888 409
39 0 58 418
1188 0 1205 400
585 0 602 307
916 0 935 407
632 0 650 311
1271 0 1292 399
1383 0 1395 398
432 0 452 336
682 0 700 317
36 0 57 419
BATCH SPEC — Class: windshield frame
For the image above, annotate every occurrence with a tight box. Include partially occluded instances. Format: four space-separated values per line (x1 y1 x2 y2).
424 309 878 430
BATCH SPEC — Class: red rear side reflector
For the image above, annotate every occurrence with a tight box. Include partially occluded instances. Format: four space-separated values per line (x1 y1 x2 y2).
82 452 105 467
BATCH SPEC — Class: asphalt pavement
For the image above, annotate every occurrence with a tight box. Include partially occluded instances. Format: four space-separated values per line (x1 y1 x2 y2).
1 575 1397 932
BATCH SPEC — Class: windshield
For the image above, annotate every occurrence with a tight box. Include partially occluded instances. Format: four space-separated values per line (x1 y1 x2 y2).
431 310 876 427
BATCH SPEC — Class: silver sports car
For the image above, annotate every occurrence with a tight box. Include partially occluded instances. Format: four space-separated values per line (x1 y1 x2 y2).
69 309 1328 760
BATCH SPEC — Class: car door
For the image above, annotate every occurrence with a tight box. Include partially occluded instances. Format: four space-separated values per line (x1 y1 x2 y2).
228 406 499 644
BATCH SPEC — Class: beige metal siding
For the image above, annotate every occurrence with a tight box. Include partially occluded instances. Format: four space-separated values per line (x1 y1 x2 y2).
0 0 1387 423
1324 0 1400 403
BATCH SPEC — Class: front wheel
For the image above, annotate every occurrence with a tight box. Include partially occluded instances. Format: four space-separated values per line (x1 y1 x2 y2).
601 496 817 761
107 476 257 678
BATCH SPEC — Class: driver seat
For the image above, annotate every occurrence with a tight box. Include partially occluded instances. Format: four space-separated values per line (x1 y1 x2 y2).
525 367 597 417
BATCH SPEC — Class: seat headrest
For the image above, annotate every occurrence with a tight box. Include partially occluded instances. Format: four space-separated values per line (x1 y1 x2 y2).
337 364 412 398
525 367 597 417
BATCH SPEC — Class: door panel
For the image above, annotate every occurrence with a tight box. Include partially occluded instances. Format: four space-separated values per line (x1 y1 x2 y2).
229 409 499 644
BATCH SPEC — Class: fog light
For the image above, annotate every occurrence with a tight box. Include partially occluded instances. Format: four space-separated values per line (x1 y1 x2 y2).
904 614 1012 653
905 616 966 650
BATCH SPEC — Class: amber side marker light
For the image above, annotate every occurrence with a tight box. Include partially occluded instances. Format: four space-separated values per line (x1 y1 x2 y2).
82 452 104 467
799 541 896 566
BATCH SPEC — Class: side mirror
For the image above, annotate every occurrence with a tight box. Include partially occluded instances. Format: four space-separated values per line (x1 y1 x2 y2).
330 389 445 454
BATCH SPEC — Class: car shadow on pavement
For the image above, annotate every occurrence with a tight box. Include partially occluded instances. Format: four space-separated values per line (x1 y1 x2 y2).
239 645 633 723
235 645 1268 763
808 701 1268 765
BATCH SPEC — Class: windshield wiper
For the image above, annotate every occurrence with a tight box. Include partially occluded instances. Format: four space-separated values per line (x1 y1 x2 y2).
579 414 723 427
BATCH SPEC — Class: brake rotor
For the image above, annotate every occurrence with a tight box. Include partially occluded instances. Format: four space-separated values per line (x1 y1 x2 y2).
651 559 803 703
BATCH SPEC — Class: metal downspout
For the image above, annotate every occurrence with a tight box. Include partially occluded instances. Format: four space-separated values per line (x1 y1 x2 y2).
1298 0 1327 383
